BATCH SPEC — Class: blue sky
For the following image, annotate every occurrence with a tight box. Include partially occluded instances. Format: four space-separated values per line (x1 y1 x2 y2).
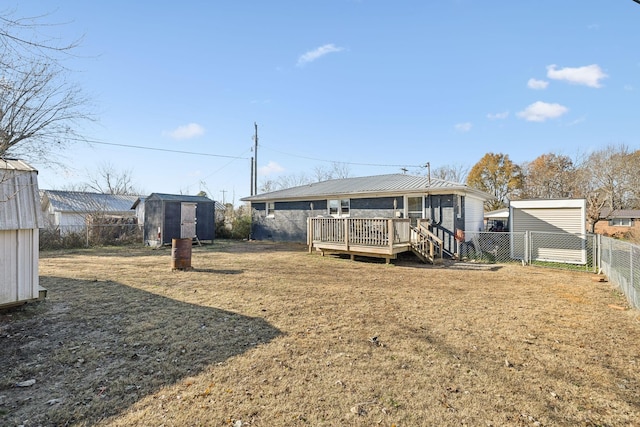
13 1 640 204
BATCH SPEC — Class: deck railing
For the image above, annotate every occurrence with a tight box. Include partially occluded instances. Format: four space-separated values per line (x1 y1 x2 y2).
308 217 411 249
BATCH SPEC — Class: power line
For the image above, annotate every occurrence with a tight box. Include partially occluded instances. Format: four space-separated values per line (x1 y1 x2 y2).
86 139 249 160
261 144 424 168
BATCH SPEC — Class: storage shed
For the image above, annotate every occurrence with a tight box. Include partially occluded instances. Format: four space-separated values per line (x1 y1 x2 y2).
138 193 215 246
0 159 44 308
509 199 587 264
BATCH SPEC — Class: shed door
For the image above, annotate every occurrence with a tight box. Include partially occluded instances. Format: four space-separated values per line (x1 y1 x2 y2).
180 203 197 238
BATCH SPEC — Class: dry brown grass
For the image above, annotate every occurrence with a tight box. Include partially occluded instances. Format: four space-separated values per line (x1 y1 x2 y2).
2 240 640 426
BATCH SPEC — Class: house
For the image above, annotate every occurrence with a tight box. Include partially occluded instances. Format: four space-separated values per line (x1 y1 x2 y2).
0 159 45 308
40 190 139 234
484 208 509 231
137 193 215 246
241 173 492 258
594 208 640 238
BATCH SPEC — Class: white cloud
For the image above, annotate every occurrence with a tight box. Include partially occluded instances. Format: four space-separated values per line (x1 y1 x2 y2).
166 123 205 140
454 122 472 132
259 161 284 176
517 101 569 122
546 64 608 88
527 78 549 90
487 111 509 120
624 85 634 91
297 44 344 67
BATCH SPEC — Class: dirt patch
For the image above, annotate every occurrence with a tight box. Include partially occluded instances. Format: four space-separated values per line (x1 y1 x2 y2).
1 240 639 426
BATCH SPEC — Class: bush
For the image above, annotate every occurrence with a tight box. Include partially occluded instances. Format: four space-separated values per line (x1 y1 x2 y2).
39 228 86 250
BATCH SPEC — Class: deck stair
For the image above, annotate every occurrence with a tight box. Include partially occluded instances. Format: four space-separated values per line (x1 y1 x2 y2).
410 224 444 264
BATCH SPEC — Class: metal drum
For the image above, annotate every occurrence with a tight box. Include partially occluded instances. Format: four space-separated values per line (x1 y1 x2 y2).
171 238 192 270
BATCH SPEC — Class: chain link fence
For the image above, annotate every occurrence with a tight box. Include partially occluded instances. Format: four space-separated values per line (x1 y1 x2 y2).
40 223 142 249
461 231 597 272
599 235 640 309
461 231 640 309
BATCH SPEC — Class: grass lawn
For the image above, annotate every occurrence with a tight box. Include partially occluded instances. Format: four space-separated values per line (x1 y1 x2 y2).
1 240 639 426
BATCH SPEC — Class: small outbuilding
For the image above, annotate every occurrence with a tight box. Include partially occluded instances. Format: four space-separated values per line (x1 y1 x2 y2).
0 159 44 308
137 193 215 246
509 199 587 264
40 190 139 234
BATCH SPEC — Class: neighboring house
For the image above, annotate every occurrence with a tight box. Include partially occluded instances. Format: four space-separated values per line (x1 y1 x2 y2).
241 173 492 256
138 193 215 246
594 208 640 237
484 208 509 231
1 159 45 308
40 190 140 234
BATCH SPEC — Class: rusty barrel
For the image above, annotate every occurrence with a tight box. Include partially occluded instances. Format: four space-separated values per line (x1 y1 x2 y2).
171 238 192 270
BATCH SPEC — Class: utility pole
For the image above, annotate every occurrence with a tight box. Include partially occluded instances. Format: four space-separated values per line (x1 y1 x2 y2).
220 189 227 205
252 122 258 196
426 162 431 185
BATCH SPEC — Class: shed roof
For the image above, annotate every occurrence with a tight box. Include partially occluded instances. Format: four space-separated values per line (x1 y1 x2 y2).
41 190 140 214
0 159 43 229
147 193 214 203
484 208 509 219
241 173 492 202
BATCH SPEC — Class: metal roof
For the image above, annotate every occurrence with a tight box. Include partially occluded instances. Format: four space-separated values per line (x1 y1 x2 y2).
0 159 43 229
0 158 38 172
241 173 492 202
484 208 509 219
147 193 214 203
41 190 140 214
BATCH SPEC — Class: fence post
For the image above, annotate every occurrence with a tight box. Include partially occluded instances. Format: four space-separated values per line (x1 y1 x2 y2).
524 231 530 265
596 234 601 273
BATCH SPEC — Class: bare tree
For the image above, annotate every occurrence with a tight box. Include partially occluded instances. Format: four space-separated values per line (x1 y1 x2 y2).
431 164 469 183
578 144 640 230
0 9 91 163
84 162 141 195
312 162 351 182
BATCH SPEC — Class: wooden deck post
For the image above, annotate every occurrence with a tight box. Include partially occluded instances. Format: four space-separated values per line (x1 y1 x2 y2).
388 219 394 253
307 217 313 253
344 218 349 250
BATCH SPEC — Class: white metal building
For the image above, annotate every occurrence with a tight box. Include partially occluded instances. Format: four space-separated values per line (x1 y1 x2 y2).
509 199 587 264
0 159 44 307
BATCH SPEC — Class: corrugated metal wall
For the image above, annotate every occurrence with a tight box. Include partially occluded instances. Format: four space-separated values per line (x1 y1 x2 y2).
0 165 41 306
0 230 39 304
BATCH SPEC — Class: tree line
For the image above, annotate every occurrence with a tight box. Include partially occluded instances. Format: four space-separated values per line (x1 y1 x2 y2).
465 145 640 230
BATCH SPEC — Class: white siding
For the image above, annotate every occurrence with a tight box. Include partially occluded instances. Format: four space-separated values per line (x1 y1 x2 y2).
0 162 42 307
511 208 584 234
464 195 486 234
0 229 39 306
509 199 587 264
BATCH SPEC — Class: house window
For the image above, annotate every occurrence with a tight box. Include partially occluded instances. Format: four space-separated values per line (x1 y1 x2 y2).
266 202 275 217
329 199 350 217
456 195 462 219
610 218 633 227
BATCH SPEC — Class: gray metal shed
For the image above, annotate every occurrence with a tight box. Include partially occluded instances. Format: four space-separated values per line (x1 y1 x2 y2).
138 193 215 246
0 159 45 307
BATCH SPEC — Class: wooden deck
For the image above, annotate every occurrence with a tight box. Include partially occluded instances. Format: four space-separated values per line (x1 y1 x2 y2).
307 217 442 264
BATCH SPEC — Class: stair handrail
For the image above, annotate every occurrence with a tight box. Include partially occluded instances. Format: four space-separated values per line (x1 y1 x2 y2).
410 224 443 261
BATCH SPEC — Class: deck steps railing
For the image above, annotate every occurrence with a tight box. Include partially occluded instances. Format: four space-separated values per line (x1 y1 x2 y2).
410 223 443 264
